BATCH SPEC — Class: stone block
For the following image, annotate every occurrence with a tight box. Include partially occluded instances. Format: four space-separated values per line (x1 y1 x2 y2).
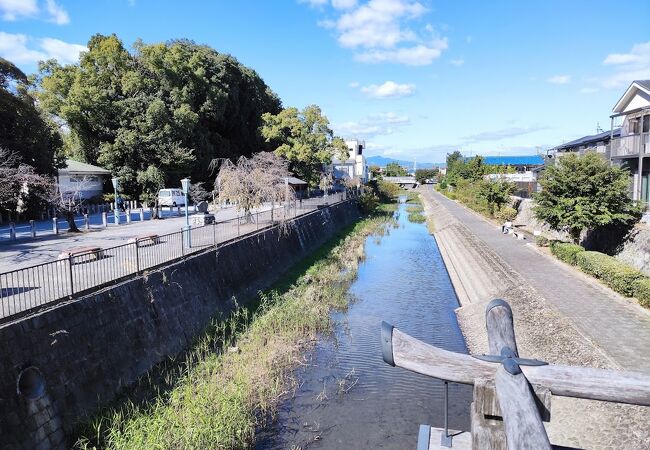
191 213 215 226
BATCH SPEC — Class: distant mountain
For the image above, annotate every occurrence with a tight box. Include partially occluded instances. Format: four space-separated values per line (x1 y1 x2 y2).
366 155 443 169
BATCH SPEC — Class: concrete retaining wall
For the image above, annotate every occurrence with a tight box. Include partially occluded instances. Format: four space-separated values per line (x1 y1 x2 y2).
0 201 360 449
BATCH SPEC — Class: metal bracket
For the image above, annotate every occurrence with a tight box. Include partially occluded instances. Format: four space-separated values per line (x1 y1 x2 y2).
381 321 395 367
472 347 548 375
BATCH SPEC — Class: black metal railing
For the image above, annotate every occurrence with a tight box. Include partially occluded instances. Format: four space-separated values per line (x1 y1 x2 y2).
0 192 354 322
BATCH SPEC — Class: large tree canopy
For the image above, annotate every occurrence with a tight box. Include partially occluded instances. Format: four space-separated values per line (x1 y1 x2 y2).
534 153 640 243
260 105 347 186
0 57 62 176
37 34 282 197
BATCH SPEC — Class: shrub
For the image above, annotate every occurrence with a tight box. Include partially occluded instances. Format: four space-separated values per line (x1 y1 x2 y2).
536 236 549 247
407 212 426 223
575 251 643 297
549 241 585 265
495 206 518 222
357 192 379 213
632 278 650 308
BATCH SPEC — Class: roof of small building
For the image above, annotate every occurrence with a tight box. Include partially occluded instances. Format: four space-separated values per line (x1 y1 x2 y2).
282 176 308 185
552 128 621 152
59 159 111 175
469 155 545 166
636 80 650 91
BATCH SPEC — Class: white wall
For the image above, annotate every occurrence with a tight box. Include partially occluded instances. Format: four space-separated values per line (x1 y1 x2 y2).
58 174 104 199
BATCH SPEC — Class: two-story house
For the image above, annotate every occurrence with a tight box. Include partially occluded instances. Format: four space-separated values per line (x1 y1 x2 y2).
610 80 650 202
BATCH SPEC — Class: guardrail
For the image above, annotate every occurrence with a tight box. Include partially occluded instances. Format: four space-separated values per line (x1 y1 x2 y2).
381 299 650 449
0 192 353 323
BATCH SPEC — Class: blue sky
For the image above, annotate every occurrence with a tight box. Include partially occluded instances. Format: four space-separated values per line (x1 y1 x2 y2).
1 0 649 163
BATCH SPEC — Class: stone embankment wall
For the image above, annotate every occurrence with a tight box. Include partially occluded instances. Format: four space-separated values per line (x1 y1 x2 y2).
514 198 650 276
0 201 360 449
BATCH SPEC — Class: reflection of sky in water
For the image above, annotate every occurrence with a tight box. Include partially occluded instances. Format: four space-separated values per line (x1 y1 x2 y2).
258 201 471 450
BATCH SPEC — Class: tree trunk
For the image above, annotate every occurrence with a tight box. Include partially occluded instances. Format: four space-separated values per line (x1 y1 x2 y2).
65 211 80 232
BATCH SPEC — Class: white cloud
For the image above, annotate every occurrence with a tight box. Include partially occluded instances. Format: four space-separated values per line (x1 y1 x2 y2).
0 0 37 20
335 111 410 138
355 38 447 65
0 32 86 64
579 87 599 94
307 0 448 66
450 58 464 66
45 0 69 24
0 0 69 24
601 41 650 88
359 80 415 98
546 74 571 84
332 0 357 9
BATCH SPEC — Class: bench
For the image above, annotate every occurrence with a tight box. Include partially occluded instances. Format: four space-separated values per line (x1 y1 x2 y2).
127 234 160 247
57 246 104 264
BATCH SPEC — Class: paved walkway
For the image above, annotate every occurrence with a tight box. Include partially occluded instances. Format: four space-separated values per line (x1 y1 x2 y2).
427 186 650 373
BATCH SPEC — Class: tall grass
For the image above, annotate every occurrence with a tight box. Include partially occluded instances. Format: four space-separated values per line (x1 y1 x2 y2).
75 206 396 450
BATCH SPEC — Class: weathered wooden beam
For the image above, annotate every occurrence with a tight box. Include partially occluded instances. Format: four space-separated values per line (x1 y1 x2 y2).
383 325 650 406
486 299 519 357
495 365 551 449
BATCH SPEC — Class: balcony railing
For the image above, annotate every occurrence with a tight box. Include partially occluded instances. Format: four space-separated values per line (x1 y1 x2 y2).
611 133 650 157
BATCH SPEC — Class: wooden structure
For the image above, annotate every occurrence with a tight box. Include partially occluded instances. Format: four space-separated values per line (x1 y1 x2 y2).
381 299 650 449
57 246 104 264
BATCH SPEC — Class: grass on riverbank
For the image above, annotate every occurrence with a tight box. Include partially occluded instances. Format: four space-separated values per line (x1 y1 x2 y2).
75 204 396 450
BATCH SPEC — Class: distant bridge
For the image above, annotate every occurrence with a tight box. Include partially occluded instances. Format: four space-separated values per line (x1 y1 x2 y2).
382 176 418 188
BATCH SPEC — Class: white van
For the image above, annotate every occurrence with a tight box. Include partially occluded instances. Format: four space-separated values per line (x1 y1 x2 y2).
157 188 186 206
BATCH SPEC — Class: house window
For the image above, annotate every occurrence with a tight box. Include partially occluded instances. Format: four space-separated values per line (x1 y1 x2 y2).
630 118 640 134
358 145 363 155
70 175 99 183
644 114 650 133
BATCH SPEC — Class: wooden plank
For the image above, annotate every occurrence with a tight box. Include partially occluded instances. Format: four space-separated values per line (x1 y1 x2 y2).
494 365 551 449
475 378 551 422
388 327 650 406
486 299 519 356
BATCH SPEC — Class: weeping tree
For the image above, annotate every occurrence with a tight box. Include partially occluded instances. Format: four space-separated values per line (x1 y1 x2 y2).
211 152 294 222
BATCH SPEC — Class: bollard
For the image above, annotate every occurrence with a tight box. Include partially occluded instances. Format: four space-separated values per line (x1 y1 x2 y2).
84 214 89 231
9 222 16 240
126 209 131 224
53 218 59 235
139 208 144 221
102 212 107 228
30 220 35 238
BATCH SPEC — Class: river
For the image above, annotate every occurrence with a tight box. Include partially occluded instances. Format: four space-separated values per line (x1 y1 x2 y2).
258 198 472 449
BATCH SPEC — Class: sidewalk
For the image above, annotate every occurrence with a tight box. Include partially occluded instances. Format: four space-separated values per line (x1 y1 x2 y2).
426 186 650 373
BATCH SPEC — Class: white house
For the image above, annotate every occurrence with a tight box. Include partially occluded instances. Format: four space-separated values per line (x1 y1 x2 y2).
331 139 368 182
609 80 650 201
57 159 111 200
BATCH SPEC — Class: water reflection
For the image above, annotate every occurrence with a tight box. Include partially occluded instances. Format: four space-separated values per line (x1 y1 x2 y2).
258 199 472 449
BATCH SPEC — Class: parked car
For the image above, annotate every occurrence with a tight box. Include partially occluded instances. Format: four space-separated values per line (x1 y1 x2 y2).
157 188 186 206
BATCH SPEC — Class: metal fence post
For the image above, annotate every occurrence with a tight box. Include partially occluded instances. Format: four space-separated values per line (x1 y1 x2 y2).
9 222 16 240
30 220 35 238
237 216 240 236
181 229 185 257
213 222 217 246
135 241 140 273
68 254 74 297
53 218 59 235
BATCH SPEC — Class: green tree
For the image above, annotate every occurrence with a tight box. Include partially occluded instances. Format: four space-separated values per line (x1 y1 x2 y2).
384 162 408 177
477 179 515 215
261 105 348 186
0 57 62 177
415 168 438 184
369 164 382 179
37 34 281 199
534 153 640 243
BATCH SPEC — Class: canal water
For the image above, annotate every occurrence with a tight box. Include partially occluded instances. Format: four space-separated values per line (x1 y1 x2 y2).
258 198 472 449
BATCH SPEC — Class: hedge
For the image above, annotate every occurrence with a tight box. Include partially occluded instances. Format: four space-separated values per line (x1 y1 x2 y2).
549 241 585 265
633 278 650 307
575 251 643 297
